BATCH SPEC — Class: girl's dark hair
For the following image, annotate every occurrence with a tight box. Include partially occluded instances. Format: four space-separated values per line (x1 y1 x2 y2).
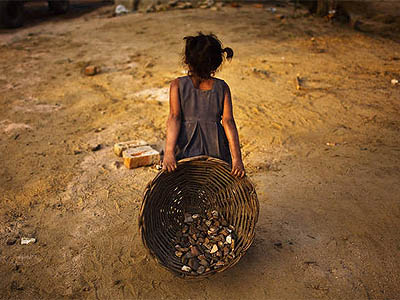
183 32 233 79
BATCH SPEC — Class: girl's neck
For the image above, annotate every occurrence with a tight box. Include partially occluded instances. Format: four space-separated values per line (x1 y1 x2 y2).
189 75 215 90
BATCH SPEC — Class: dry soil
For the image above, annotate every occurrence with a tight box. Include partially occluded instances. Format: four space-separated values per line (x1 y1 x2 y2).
1 1 400 299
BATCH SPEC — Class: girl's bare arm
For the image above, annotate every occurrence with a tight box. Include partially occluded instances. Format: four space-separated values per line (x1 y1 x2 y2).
163 78 181 172
221 84 245 177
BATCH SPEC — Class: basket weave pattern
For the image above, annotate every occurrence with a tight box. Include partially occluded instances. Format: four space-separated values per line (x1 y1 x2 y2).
139 156 259 278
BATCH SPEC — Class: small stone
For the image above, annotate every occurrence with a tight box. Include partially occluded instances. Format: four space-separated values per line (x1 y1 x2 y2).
198 254 206 260
208 227 218 235
175 251 183 257
146 4 156 12
21 237 36 245
175 244 189 252
184 213 193 223
188 258 199 271
181 265 191 272
190 246 200 257
218 241 224 248
210 244 218 254
211 210 218 217
192 214 200 219
215 261 224 266
84 65 99 76
223 246 229 256
391 79 399 85
6 239 17 246
220 228 229 236
111 161 121 169
168 0 178 7
199 259 209 267
90 144 102 152
205 220 212 227
189 236 196 244
226 235 232 244
197 265 205 274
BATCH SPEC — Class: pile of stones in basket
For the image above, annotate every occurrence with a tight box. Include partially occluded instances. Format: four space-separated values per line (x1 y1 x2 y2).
174 210 236 275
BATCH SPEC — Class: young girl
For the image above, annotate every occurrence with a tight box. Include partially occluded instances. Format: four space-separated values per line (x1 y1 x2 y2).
163 32 245 178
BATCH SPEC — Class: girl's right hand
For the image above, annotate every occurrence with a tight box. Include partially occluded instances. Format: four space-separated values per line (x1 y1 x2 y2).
162 153 177 172
231 158 245 178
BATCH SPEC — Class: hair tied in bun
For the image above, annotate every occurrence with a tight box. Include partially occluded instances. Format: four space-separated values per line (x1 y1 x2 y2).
223 47 234 60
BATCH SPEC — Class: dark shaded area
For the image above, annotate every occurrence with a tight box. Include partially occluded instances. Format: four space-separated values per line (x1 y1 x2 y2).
0 0 113 31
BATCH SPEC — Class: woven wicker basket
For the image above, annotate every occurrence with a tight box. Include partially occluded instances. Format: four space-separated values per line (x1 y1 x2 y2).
139 156 259 279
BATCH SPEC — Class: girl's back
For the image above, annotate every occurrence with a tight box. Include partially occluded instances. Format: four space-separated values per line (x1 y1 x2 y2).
176 76 231 163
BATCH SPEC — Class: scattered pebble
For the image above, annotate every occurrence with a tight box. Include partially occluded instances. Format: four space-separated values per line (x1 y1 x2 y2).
111 161 121 169
21 237 36 245
6 239 17 246
90 144 102 152
84 65 99 76
391 79 399 86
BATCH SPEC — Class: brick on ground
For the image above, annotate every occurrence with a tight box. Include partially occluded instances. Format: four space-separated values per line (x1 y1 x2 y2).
113 140 148 157
123 145 160 169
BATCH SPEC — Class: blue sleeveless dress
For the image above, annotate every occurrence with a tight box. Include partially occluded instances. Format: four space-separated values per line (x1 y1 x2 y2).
175 76 231 164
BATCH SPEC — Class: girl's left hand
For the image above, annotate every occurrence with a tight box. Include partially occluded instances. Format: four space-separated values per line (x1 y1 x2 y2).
231 158 245 178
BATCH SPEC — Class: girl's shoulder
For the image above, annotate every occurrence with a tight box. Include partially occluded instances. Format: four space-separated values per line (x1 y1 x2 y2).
213 77 225 83
173 76 190 86
213 77 229 86
213 77 230 93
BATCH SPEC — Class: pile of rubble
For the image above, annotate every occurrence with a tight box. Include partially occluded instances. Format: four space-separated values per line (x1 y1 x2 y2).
174 210 237 275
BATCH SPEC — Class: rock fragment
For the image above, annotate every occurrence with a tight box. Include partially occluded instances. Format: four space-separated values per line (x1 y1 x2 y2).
84 65 99 76
21 237 36 245
181 265 191 272
210 244 218 254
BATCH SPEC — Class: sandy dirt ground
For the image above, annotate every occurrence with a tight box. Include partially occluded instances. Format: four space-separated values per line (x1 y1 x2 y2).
1 1 400 299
